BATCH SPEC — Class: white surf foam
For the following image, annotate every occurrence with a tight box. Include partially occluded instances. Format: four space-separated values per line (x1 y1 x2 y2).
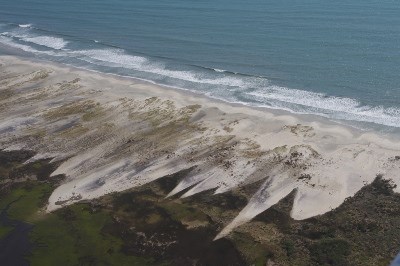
1 26 68 50
150 67 248 87
0 36 59 56
73 48 255 88
22 36 68 50
246 86 400 127
0 30 27 39
72 49 147 68
248 86 358 113
0 36 39 53
18 24 32 28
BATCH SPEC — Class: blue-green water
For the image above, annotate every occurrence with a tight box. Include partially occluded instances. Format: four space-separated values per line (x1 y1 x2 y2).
1 0 399 129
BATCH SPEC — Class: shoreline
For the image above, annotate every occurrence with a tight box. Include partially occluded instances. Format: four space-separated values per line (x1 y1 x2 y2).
1 46 336 124
10 53 400 145
1 54 400 238
1 42 399 138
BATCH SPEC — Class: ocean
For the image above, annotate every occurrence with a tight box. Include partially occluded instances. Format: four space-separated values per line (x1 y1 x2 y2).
0 0 399 131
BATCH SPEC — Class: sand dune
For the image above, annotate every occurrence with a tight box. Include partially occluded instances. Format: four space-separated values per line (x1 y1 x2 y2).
1 55 399 238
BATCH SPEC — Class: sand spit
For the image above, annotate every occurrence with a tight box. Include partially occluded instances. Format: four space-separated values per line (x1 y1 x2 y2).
0 55 399 238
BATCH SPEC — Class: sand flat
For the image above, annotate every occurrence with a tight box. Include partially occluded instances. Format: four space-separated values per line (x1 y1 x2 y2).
1 55 399 238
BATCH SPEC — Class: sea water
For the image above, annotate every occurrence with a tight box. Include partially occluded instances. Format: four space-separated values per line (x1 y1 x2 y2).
0 0 399 130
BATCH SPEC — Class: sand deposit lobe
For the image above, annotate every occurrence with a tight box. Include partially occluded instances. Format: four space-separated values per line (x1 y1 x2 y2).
1 56 399 238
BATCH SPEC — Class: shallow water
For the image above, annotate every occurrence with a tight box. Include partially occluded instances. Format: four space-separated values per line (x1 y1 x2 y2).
0 0 399 130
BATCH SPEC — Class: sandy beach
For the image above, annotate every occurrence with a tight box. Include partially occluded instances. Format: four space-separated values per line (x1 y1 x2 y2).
1 55 399 239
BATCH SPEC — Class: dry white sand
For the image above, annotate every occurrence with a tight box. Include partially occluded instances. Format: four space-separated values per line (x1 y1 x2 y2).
0 55 399 239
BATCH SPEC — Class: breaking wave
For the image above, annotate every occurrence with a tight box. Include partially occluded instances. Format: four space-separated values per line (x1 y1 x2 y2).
18 24 32 28
22 36 68 50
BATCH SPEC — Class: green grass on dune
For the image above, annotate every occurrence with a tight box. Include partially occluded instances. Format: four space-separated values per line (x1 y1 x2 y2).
0 151 155 266
0 225 13 238
0 183 53 222
30 204 153 266
0 182 154 266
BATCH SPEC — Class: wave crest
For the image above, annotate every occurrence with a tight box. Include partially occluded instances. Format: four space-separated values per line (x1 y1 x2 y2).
18 24 32 28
